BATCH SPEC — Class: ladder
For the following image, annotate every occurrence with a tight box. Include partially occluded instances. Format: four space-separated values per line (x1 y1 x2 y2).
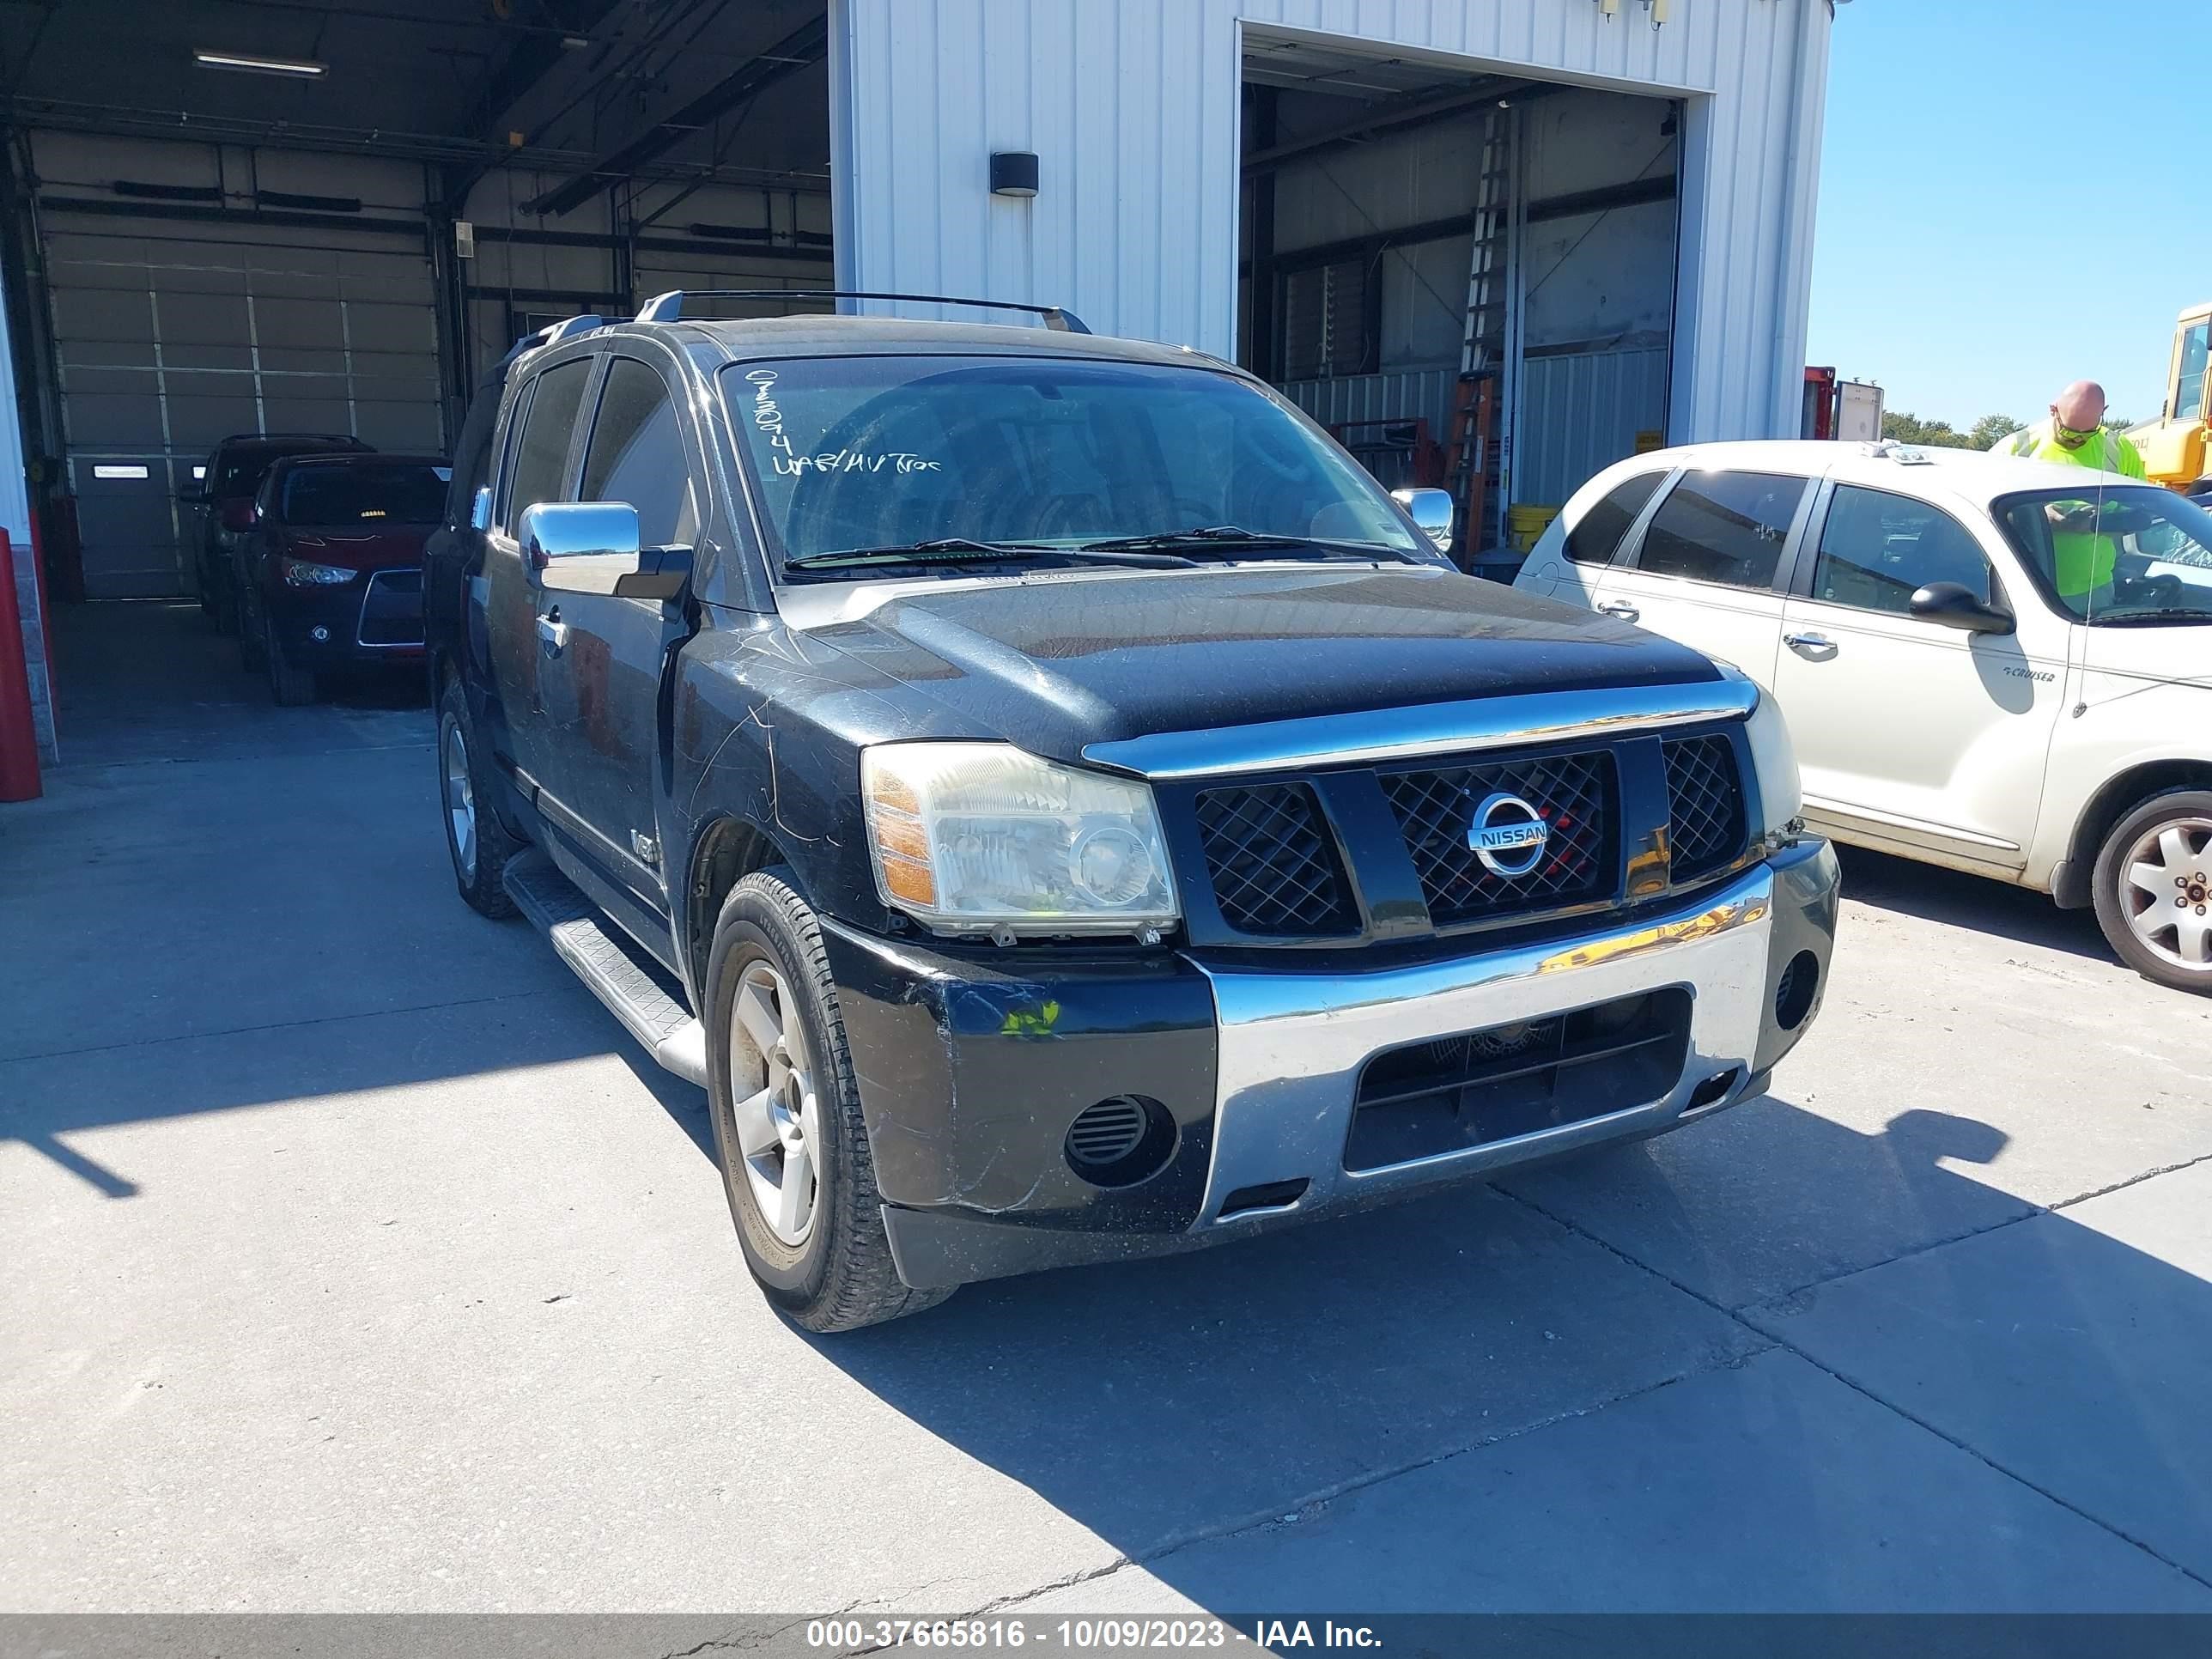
1441 105 1514 562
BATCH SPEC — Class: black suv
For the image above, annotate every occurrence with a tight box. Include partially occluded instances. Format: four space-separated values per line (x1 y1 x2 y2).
424 295 1839 1331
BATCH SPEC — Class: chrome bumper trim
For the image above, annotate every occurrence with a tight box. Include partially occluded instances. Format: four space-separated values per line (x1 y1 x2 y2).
1082 678 1756 781
1186 861 1777 1226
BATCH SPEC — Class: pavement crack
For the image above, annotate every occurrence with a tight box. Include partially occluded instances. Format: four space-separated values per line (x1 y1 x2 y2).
1503 1185 2212 1595
969 1359 1742 1618
2051 1147 2212 1210
0 987 563 1068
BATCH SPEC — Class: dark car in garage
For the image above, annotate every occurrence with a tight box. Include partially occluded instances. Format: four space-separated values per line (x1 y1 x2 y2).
180 432 372 630
234 452 450 704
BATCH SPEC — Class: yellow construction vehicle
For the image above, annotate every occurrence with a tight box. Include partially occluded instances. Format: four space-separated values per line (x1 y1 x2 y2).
2129 301 2211 498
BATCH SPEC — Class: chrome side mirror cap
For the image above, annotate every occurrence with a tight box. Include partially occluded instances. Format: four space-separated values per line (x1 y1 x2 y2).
1392 486 1455 553
470 485 492 532
519 501 642 596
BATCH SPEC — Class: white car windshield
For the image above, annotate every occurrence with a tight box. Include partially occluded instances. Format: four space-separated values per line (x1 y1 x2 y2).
720 356 1424 574
1993 484 2212 625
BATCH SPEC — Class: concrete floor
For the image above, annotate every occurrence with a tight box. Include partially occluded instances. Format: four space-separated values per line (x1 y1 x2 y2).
4 600 2211 1614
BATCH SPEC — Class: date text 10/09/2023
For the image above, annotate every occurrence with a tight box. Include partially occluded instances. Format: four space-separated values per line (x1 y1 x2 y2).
804 1619 1385 1651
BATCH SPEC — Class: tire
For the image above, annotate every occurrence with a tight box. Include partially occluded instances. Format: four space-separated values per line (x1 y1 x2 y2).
702 870 952 1332
2091 789 2212 995
264 617 319 706
436 676 519 919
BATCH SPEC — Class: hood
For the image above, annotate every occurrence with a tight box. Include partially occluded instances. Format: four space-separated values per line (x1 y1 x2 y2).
277 526 434 569
798 564 1720 763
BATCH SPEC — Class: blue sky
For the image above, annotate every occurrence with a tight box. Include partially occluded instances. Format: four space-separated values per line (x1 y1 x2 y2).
1805 0 2208 428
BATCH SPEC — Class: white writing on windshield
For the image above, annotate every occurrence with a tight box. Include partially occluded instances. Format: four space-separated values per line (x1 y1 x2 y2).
745 367 942 479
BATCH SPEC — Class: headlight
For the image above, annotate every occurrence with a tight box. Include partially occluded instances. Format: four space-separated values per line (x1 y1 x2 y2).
1740 684 1802 837
282 557 356 586
861 743 1179 939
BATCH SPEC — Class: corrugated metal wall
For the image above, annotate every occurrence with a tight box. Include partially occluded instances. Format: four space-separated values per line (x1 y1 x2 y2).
1515 345 1670 507
830 0 1829 446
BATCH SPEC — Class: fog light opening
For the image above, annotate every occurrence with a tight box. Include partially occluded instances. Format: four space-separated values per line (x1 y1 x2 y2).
1775 951 1820 1031
1686 1066 1742 1112
1063 1094 1176 1188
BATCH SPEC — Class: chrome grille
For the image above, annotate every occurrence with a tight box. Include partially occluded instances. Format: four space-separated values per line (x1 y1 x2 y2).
1380 750 1614 927
1194 783 1356 936
1662 734 1747 880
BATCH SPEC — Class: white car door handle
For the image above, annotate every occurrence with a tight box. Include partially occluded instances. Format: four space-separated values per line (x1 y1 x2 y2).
1596 600 1640 622
537 613 568 653
1784 630 1835 654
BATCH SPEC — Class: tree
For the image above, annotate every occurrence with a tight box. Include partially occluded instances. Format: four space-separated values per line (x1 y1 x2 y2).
1881 411 1976 449
1966 414 2027 450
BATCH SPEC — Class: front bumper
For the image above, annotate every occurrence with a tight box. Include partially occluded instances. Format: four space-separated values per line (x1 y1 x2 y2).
265 568 424 665
825 838 1838 1291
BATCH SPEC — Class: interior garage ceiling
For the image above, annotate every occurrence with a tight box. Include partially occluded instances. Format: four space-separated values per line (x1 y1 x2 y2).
0 0 833 205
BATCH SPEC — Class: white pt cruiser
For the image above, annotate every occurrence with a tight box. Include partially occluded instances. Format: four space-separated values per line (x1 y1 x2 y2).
1516 440 2212 994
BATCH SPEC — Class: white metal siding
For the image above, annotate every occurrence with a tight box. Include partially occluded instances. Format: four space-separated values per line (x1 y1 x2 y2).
830 0 1828 445
1516 345 1669 507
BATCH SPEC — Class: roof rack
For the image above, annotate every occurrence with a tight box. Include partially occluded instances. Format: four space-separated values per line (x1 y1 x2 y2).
517 313 606 352
633 289 1091 333
218 432 366 445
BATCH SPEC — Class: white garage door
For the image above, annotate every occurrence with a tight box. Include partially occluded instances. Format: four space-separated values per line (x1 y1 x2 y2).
46 213 445 598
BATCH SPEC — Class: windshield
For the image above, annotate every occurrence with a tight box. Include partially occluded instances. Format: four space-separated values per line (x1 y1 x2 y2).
216 441 356 496
720 356 1422 572
278 462 452 526
1993 484 2212 624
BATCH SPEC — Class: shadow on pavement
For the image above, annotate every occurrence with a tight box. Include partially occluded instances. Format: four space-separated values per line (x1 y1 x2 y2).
808 1101 2212 1612
1836 844 2111 965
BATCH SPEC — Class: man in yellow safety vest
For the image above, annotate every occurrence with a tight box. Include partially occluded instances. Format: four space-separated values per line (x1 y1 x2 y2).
1990 380 2147 602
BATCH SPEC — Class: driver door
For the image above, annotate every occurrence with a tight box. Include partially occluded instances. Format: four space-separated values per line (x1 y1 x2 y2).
483 355 593 801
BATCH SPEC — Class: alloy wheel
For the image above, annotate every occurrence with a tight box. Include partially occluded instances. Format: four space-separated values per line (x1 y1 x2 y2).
2119 816 2212 972
443 720 477 881
727 959 823 1245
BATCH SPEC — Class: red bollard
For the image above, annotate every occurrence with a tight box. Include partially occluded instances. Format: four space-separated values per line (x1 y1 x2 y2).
0 527 44 802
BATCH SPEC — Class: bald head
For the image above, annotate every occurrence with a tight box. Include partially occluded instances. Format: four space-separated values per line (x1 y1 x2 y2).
2051 380 2107 446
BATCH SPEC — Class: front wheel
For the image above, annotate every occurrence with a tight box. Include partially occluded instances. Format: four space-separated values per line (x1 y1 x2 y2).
703 871 952 1333
436 677 519 918
264 617 318 706
2092 790 2212 994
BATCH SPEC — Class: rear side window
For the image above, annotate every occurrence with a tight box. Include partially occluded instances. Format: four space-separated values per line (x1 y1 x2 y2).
1638 471 1807 591
579 358 698 549
501 359 592 531
1566 471 1664 564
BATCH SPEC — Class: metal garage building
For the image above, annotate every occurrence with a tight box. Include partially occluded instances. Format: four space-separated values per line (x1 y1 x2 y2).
1 0 1833 768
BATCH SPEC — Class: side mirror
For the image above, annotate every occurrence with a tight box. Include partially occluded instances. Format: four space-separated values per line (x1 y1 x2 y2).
176 487 204 507
1910 581 2014 635
470 486 492 532
219 498 258 533
520 501 646 596
1391 486 1455 553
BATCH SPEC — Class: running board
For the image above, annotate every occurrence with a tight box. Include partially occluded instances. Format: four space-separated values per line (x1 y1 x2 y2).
502 851 708 1087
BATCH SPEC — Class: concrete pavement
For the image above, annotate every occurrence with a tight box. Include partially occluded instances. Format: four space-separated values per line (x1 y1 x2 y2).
4 601 2210 1613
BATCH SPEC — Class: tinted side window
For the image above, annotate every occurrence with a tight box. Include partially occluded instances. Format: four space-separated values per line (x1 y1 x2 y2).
1566 471 1664 564
1638 471 1806 590
579 358 698 549
501 358 592 531
1811 485 1994 615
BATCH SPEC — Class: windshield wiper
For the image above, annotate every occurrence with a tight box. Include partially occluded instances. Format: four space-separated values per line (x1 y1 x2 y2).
1076 526 1420 563
2095 607 2212 625
784 538 1195 573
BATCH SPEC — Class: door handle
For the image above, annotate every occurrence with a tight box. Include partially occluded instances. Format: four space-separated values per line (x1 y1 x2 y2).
1784 630 1835 654
537 612 568 653
1596 600 1640 623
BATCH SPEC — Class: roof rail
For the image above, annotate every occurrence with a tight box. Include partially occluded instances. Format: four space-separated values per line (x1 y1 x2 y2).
518 313 606 352
218 432 365 445
633 289 1091 333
